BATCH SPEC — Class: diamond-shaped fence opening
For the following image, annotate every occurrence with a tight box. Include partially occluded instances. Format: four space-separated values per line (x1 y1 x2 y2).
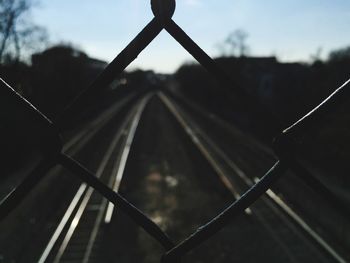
0 0 349 262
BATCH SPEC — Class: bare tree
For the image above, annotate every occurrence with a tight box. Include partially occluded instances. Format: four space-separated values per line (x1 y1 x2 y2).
310 47 323 63
0 0 47 63
219 29 250 57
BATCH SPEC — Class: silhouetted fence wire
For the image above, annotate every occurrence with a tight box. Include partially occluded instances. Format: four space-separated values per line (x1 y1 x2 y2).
1 0 349 262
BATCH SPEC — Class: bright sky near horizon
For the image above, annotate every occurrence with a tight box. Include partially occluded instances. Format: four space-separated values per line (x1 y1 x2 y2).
33 0 350 73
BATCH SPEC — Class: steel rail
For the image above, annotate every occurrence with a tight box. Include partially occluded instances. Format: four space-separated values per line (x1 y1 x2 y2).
39 95 153 262
56 18 163 126
58 99 175 251
82 95 151 263
104 94 149 223
173 82 349 217
258 179 348 263
38 184 87 263
62 94 135 153
158 93 251 214
169 92 273 155
160 93 317 262
82 198 108 263
0 95 129 222
39 104 137 263
59 147 174 252
161 161 286 262
52 186 93 263
2 0 349 261
38 96 137 263
163 93 347 263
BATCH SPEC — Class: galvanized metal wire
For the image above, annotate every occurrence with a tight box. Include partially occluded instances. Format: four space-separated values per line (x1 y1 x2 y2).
0 0 349 262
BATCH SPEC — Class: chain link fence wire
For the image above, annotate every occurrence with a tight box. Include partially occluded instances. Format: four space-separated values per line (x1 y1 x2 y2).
0 0 349 262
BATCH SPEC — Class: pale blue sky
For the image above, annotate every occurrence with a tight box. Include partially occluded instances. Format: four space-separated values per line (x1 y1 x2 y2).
32 0 350 73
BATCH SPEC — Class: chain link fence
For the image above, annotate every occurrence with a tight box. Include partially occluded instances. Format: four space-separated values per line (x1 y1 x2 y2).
1 0 349 262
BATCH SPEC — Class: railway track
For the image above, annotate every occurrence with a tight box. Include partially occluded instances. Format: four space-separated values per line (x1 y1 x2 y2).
7 92 346 262
165 91 350 259
158 92 348 263
0 92 137 262
37 95 151 263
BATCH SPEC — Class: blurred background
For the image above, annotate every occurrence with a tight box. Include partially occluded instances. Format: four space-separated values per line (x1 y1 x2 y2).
1 0 350 122
1 1 350 262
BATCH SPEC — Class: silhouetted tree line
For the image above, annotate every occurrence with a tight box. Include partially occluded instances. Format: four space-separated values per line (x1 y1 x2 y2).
31 45 109 118
0 44 108 119
0 43 162 129
173 46 350 139
1 44 158 179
